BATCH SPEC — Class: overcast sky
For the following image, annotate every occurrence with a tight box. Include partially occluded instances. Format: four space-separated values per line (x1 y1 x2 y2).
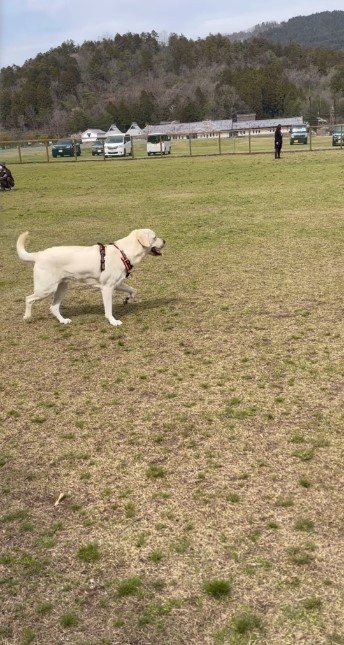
1 0 343 68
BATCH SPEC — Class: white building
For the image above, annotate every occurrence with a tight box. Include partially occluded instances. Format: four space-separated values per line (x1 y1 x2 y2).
104 123 123 137
143 117 304 139
126 122 144 137
81 128 106 143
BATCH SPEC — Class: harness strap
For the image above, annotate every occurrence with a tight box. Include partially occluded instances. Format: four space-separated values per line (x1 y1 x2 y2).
111 243 133 278
97 243 106 271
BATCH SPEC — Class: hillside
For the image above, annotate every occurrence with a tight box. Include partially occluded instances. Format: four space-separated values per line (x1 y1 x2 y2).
1 29 344 136
230 11 344 50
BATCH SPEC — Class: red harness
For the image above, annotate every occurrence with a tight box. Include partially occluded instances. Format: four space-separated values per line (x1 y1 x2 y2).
97 242 133 278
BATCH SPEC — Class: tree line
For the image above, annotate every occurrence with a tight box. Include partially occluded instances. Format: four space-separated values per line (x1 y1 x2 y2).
1 31 344 137
230 11 344 51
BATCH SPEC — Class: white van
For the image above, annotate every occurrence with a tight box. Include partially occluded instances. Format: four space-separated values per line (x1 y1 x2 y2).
104 134 132 157
147 133 171 156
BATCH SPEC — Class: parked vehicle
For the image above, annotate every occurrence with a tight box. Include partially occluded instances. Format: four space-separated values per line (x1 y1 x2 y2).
104 134 132 157
147 133 172 156
289 126 308 145
332 126 344 146
52 139 81 157
91 139 104 156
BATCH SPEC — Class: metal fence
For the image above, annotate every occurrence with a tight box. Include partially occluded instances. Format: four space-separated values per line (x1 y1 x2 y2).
1 125 343 165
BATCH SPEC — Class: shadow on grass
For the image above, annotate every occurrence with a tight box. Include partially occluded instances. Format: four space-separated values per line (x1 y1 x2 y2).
61 296 179 320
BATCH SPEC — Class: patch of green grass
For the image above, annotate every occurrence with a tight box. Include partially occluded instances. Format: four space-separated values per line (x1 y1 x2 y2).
299 477 312 489
276 496 294 508
117 576 142 597
292 448 315 462
30 416 47 424
294 517 315 532
302 596 322 611
1 509 30 523
146 464 166 479
290 433 305 443
224 400 256 420
60 612 79 628
231 609 262 635
138 599 182 626
113 617 125 627
21 627 36 644
124 501 136 518
227 492 241 503
171 536 191 554
77 542 101 563
8 409 20 418
0 454 10 467
248 528 262 543
148 549 163 563
36 602 53 616
287 543 316 566
203 579 232 599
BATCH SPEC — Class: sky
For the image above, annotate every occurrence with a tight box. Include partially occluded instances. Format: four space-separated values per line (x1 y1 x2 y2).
1 0 343 68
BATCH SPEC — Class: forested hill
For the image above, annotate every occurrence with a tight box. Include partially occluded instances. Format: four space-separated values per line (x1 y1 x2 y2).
230 11 344 50
1 30 344 136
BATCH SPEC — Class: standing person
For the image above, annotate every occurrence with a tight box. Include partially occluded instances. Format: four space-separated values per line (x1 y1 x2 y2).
274 124 283 159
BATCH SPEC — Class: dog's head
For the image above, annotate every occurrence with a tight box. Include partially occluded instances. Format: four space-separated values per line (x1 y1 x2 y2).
136 229 165 256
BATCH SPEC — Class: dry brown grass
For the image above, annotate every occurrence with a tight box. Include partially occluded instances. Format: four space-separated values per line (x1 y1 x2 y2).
0 152 343 644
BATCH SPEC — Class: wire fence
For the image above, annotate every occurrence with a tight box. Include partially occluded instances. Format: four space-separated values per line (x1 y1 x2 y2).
1 125 343 165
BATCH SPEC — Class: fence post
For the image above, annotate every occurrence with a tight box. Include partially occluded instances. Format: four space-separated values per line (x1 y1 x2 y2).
248 129 252 154
189 134 192 156
218 132 222 155
131 136 135 159
18 142 23 163
45 140 50 162
74 139 78 161
341 125 343 150
309 126 312 151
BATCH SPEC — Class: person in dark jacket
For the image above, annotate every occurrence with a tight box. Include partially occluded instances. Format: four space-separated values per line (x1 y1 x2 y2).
0 163 15 190
274 125 283 159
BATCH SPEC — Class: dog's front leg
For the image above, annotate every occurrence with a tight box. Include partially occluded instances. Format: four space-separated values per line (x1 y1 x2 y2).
101 285 122 326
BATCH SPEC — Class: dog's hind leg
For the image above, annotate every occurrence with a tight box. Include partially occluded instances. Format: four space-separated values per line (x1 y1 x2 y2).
50 281 71 324
101 285 122 326
24 291 45 320
24 284 58 320
24 265 61 321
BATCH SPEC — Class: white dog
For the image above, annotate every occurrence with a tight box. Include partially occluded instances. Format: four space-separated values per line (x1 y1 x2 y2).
17 229 165 326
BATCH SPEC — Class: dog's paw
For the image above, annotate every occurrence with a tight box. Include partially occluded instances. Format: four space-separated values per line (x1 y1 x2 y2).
23 314 31 321
109 318 122 327
61 318 71 325
124 291 136 304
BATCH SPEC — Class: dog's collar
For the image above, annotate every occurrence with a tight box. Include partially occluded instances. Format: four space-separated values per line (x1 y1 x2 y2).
111 243 133 278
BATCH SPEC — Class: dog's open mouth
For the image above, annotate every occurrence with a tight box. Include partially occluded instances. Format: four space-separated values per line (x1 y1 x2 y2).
150 247 162 256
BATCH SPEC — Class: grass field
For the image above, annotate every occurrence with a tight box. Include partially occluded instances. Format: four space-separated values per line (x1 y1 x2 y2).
0 151 343 644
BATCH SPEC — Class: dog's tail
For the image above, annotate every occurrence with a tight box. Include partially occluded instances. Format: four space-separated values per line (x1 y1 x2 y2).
16 231 37 262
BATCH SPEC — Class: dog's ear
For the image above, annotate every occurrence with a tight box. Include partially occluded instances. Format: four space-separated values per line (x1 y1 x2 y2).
137 229 155 248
